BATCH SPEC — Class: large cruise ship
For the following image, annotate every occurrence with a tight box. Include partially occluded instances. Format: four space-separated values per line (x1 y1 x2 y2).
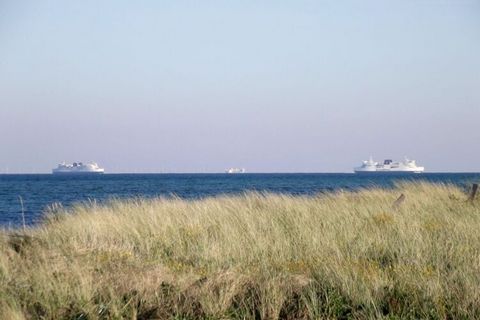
354 157 424 173
52 162 105 174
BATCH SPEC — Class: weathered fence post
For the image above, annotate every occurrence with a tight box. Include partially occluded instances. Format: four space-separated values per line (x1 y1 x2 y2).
392 193 405 209
19 196 26 232
468 183 478 202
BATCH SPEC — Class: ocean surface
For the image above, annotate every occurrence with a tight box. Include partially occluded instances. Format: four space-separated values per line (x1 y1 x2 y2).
1 173 479 227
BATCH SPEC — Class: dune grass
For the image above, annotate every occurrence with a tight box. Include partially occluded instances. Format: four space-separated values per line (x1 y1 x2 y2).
1 182 480 319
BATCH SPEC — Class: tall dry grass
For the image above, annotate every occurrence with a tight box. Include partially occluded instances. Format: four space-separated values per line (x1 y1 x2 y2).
1 182 480 319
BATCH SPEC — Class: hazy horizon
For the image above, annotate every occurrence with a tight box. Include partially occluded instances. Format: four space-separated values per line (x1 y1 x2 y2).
1 1 479 173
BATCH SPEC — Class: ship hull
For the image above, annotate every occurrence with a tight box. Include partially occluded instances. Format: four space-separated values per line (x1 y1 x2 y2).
52 170 104 175
354 170 423 174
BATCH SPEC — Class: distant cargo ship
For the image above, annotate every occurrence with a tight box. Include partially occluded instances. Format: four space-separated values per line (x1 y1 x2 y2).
225 168 246 174
52 162 104 174
354 157 424 173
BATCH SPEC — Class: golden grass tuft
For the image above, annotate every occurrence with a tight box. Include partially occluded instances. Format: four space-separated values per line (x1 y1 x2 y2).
1 182 480 319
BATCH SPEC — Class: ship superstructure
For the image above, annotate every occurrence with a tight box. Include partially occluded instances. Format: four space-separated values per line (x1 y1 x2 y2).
354 157 424 173
52 162 105 174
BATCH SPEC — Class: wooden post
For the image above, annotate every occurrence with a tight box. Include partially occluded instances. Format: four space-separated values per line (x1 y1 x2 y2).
468 183 478 202
392 193 405 209
19 196 26 232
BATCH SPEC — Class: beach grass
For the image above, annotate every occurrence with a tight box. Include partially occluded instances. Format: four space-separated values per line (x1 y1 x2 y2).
1 182 480 319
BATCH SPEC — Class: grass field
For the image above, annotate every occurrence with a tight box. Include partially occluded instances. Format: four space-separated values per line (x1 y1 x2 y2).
1 182 479 319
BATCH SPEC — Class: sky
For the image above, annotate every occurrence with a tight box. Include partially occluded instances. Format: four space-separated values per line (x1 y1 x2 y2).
0 0 479 173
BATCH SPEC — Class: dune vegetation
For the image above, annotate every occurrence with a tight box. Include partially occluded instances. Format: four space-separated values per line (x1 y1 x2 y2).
1 182 480 319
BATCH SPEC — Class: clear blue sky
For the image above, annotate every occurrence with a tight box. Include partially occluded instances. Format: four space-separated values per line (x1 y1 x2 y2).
1 0 479 173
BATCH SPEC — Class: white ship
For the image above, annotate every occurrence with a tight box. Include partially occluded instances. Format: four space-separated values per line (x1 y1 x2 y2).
354 157 424 173
225 168 246 174
52 162 105 174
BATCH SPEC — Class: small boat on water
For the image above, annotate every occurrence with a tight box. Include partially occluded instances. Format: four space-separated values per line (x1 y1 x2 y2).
52 162 105 174
225 168 246 174
354 157 424 173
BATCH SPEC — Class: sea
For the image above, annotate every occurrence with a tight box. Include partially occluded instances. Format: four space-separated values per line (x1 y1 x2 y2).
0 173 479 227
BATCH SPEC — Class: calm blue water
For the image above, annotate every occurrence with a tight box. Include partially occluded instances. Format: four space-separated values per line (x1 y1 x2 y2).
0 173 479 227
